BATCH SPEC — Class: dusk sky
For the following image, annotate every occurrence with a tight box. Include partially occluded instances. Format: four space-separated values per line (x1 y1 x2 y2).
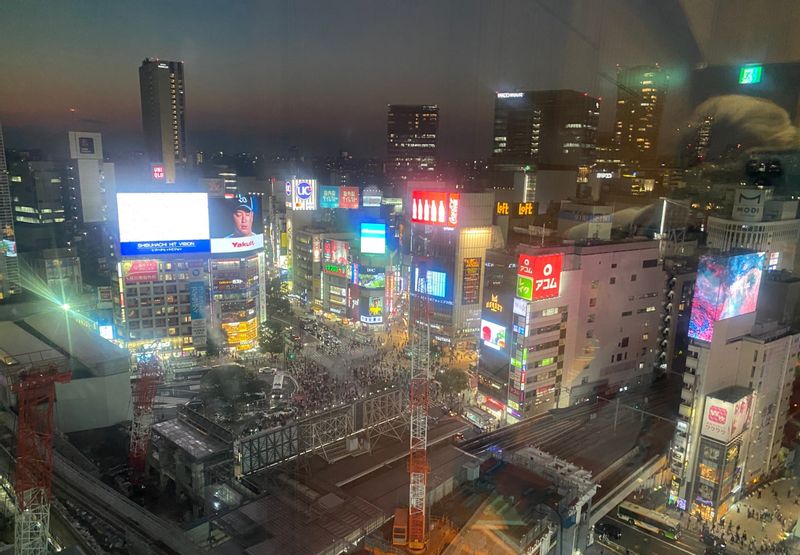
1 0 704 158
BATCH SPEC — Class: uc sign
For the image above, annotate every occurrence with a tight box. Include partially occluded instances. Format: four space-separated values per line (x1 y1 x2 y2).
517 253 563 300
296 182 313 199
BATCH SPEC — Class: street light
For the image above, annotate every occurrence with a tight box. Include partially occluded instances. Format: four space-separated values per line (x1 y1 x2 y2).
60 303 70 311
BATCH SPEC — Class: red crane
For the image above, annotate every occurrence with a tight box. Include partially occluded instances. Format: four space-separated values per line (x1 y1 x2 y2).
129 354 162 482
13 364 71 555
407 265 432 552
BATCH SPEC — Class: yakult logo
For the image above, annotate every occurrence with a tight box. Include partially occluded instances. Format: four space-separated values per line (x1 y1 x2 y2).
708 405 728 424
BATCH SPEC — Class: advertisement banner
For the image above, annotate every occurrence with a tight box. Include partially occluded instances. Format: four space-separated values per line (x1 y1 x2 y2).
360 271 385 289
323 240 350 265
517 253 563 300
411 190 460 226
208 195 264 254
362 186 382 207
340 186 360 209
360 222 386 254
319 186 340 208
361 297 384 324
188 281 206 320
462 257 481 304
97 286 113 303
480 319 507 351
117 193 210 256
323 263 347 277
291 178 317 211
701 393 752 443
122 260 159 284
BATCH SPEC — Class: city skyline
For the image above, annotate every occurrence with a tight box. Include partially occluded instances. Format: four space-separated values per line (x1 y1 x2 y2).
0 0 703 159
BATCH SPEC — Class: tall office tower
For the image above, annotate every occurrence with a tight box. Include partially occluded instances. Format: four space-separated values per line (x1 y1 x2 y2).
0 123 20 300
65 131 113 225
139 58 187 184
613 65 668 170
491 90 600 170
386 104 438 183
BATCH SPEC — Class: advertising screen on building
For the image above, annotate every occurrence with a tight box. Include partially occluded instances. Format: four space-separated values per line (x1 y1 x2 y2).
360 222 386 254
411 190 460 226
0 239 16 258
319 186 340 208
688 252 765 342
361 296 384 324
517 253 563 300
414 268 447 298
701 392 753 443
188 281 206 319
480 319 507 351
121 259 159 284
290 178 317 211
362 186 382 207
323 263 347 277
323 239 349 265
340 186 360 209
117 193 210 255
208 195 264 254
359 267 386 289
462 257 481 304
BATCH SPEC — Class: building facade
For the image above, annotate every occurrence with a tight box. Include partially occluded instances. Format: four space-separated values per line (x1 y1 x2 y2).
386 104 438 182
65 131 113 225
613 65 668 170
0 122 20 300
139 58 187 184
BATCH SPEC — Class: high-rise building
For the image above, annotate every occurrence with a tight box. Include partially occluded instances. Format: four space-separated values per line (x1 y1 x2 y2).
386 104 438 182
65 131 113 224
139 58 187 184
0 122 20 300
613 65 668 170
491 90 600 170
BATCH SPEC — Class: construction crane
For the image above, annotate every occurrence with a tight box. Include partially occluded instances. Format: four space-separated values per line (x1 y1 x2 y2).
129 354 162 483
12 364 71 555
407 265 432 552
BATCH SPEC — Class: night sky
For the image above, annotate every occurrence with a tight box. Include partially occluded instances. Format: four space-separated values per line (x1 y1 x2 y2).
0 1 706 158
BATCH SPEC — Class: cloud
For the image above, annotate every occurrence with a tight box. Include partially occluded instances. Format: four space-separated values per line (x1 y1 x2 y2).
691 94 800 151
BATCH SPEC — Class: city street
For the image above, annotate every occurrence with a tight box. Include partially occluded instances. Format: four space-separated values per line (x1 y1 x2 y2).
590 515 704 555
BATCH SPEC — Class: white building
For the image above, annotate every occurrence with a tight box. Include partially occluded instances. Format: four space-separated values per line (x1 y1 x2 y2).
66 131 113 224
706 187 800 272
503 239 665 420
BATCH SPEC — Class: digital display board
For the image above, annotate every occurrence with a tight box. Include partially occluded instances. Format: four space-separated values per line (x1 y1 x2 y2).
188 281 206 319
360 223 387 254
462 257 481 304
517 253 563 300
209 195 264 254
0 239 16 258
688 252 765 342
340 186 360 209
323 239 350 265
480 319 507 351
117 193 210 255
411 190 460 226
413 267 448 299
739 64 762 85
323 263 347 277
361 297 384 324
359 270 385 289
701 393 753 443
362 186 382 207
319 186 340 208
121 260 159 284
290 178 317 211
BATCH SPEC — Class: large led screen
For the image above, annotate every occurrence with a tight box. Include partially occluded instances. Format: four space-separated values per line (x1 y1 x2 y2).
209 195 264 254
411 190 460 226
414 268 447 299
117 193 210 255
323 239 350 265
360 223 387 254
688 252 766 342
480 319 507 351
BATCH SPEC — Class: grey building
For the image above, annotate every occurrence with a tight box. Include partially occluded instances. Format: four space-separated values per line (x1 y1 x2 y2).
0 123 20 300
386 104 438 183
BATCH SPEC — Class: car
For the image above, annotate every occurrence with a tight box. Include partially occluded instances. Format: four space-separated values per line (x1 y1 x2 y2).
595 522 622 540
701 530 726 548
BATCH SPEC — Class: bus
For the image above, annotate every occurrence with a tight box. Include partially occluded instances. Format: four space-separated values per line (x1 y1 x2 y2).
617 502 681 540
271 371 286 400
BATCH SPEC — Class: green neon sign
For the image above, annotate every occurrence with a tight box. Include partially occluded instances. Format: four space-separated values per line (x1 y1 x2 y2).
739 64 762 85
516 275 533 301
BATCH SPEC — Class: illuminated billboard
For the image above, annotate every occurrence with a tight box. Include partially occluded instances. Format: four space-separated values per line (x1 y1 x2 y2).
701 392 753 443
360 223 386 254
359 267 386 289
462 257 481 304
411 190 460 226
414 268 447 299
319 186 340 208
517 253 563 300
361 297 384 324
117 193 210 255
208 195 264 254
290 178 317 211
688 252 765 342
0 239 16 258
480 319 507 351
362 186 382 207
121 259 159 284
340 186 360 209
323 239 349 265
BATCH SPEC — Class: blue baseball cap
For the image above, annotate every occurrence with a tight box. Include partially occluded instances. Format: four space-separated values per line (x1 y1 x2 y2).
235 196 254 212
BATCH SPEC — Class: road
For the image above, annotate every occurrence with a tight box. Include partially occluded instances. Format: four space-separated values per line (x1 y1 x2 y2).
596 515 709 555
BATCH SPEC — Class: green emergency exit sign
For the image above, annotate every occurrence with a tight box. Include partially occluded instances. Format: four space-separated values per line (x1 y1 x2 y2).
739 64 762 84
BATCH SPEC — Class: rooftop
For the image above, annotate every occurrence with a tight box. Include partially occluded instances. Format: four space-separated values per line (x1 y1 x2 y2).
709 385 752 404
152 418 230 461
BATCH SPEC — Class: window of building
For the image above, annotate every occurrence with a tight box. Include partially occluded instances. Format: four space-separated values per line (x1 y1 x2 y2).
591 280 599 289
642 259 658 268
631 274 637 282
589 298 597 307
609 277 616 284
621 337 629 347
642 333 649 341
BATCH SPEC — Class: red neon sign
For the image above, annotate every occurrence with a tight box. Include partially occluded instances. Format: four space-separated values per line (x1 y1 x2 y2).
517 253 563 300
151 164 165 181
411 190 460 226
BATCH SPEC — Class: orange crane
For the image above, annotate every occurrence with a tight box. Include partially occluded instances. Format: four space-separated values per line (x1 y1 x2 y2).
129 354 162 483
13 364 71 555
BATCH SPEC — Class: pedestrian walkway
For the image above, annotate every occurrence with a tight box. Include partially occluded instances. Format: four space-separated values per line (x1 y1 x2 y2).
673 476 800 554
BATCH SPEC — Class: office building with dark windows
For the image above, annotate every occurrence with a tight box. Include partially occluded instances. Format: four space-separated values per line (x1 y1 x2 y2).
386 104 438 182
613 65 668 170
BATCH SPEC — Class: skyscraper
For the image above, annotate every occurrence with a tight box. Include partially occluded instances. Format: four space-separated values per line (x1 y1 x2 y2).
613 65 668 170
139 58 187 184
0 123 20 300
386 105 438 182
491 90 600 170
